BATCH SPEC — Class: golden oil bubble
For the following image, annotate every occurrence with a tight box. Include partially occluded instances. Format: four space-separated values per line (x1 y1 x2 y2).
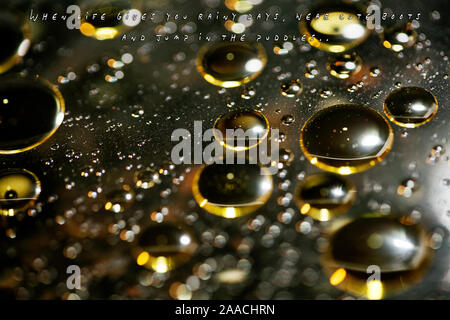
299 4 370 53
196 42 267 88
381 23 417 52
133 223 198 273
300 104 393 175
104 185 134 213
383 87 438 128
213 108 269 151
327 52 362 79
280 79 303 97
192 163 273 218
0 11 31 74
322 215 431 299
134 168 160 189
80 0 142 40
295 173 356 221
0 169 41 217
0 75 65 154
224 0 255 13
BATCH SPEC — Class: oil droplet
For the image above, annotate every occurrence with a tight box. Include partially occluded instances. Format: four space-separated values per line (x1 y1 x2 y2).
80 0 141 40
104 185 134 213
0 75 65 154
383 87 438 128
0 11 31 74
295 173 356 221
299 4 370 53
280 79 303 97
196 42 267 88
381 23 417 52
241 86 256 99
397 177 419 198
322 215 431 299
133 224 198 273
273 41 294 55
0 169 41 216
213 109 269 151
327 52 362 79
134 168 160 189
300 104 393 174
192 163 273 218
281 114 295 126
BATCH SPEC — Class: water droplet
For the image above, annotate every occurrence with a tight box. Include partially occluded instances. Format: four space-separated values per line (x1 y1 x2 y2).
300 104 393 174
0 169 41 216
299 4 370 53
104 185 134 213
295 173 356 221
135 168 160 189
0 11 31 74
0 75 65 154
370 67 381 77
327 52 362 79
280 79 303 97
196 42 267 88
323 215 431 299
241 86 256 99
213 108 269 151
281 114 295 126
273 41 294 55
192 163 273 218
133 224 198 273
383 87 438 128
381 23 417 52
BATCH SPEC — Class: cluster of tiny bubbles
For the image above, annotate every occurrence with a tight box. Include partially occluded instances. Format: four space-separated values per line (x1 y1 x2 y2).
369 66 381 77
426 145 446 165
104 184 135 213
383 87 438 128
346 80 364 93
132 223 198 273
130 104 144 118
277 148 294 169
280 79 303 98
104 53 134 83
305 60 319 79
294 173 356 222
299 3 370 53
0 74 65 154
240 86 256 99
300 104 394 175
323 214 432 300
213 108 269 151
79 0 143 40
0 169 41 217
327 52 362 79
319 89 333 99
134 168 161 189
273 41 294 55
397 178 419 198
196 42 267 88
381 22 417 53
192 163 273 218
0 10 31 74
